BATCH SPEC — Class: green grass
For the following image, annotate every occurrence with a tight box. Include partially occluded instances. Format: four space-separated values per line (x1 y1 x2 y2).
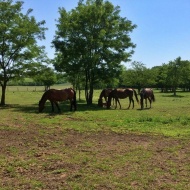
1 87 190 189
2 88 190 137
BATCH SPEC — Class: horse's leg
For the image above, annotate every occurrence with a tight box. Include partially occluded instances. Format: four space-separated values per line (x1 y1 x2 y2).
140 98 144 110
50 101 54 112
128 98 134 109
70 100 73 111
104 96 107 103
54 101 61 112
115 98 117 109
127 98 130 109
148 97 151 108
131 98 134 109
117 98 121 109
145 98 148 108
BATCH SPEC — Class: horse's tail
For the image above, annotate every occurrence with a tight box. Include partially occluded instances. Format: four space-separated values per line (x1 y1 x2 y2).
151 91 155 102
72 89 77 110
133 89 139 104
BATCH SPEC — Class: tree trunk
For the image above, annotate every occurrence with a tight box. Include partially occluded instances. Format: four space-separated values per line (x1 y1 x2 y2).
88 82 93 105
84 69 94 105
173 87 177 96
0 82 7 106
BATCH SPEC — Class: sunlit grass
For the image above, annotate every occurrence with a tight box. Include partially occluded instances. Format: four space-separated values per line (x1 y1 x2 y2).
1 88 190 138
1 87 190 190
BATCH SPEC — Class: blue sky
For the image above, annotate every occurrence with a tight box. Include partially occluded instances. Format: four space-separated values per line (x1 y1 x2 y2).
21 0 190 68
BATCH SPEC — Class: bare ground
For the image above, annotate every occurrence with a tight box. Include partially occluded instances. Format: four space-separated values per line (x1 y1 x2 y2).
0 126 190 189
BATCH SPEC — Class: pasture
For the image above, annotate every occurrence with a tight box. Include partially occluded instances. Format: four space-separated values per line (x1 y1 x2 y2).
1 86 190 189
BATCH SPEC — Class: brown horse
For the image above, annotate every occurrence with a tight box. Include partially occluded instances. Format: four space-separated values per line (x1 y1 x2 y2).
98 88 113 107
140 88 155 109
107 88 139 109
39 88 77 112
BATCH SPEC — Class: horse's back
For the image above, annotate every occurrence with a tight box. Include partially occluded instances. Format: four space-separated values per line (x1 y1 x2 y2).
63 88 75 98
141 88 152 93
141 88 154 98
46 88 74 101
113 88 133 98
101 88 112 97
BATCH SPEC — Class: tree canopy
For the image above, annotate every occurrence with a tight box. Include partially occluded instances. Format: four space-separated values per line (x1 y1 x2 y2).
0 0 47 105
52 0 136 104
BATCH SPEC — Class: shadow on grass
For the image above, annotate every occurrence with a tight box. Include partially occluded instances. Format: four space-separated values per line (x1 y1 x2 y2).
2 99 144 114
3 100 110 115
136 107 151 111
161 94 184 98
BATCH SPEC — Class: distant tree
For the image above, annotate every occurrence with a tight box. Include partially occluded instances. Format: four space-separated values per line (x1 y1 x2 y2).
56 72 68 84
33 67 57 91
155 64 170 92
121 61 159 93
52 0 136 105
0 0 47 105
179 60 190 91
125 61 149 93
167 57 182 96
149 66 160 88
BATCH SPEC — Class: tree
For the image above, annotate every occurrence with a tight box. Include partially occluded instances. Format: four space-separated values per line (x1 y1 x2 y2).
33 67 57 91
155 64 170 92
52 0 136 105
121 62 157 93
125 62 149 93
179 60 190 91
167 57 182 96
0 0 47 105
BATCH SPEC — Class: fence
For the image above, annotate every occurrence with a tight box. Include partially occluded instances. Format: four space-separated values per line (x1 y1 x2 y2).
6 84 71 92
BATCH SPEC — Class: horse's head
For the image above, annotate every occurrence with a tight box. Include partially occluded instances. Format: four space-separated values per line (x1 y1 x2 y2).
38 100 44 112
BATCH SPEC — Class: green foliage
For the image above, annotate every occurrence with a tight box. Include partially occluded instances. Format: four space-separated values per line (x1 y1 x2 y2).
0 0 47 105
52 0 136 104
33 67 57 89
120 58 190 94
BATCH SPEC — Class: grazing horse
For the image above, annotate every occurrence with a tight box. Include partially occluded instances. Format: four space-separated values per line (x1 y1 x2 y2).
98 88 114 107
140 88 155 109
107 88 139 109
39 88 77 112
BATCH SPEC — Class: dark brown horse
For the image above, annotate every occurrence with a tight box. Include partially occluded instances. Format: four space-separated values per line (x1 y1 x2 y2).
98 88 113 107
39 88 77 112
140 88 155 109
107 88 139 109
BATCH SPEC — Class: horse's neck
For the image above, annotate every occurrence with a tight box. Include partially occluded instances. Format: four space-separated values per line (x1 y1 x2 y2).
40 94 48 104
99 92 104 99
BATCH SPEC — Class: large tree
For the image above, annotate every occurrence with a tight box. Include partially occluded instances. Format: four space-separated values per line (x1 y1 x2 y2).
52 0 136 104
0 0 47 105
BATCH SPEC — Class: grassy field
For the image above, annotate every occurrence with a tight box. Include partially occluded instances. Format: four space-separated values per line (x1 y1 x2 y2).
0 86 190 189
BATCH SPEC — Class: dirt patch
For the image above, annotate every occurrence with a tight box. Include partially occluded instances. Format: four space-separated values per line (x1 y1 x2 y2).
0 127 190 189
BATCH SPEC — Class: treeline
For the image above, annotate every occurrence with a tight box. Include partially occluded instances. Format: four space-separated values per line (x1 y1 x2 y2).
119 57 190 95
8 57 190 97
1 1 189 105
